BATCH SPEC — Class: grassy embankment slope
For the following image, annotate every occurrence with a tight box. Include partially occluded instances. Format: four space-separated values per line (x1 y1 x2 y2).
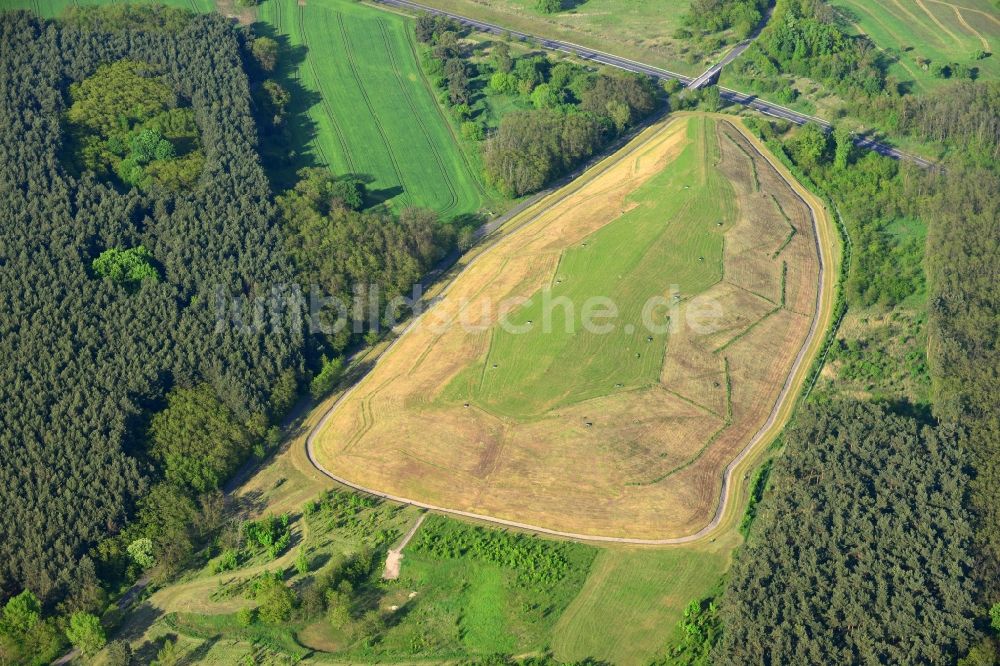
311 113 828 540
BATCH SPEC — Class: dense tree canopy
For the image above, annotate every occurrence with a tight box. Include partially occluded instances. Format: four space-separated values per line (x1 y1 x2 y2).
730 0 885 102
716 401 979 664
0 9 303 607
483 109 601 196
686 0 768 39
416 19 661 197
278 171 455 348
64 59 203 190
924 165 1000 620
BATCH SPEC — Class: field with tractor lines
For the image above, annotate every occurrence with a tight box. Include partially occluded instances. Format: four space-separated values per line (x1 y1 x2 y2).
258 0 487 216
830 0 999 91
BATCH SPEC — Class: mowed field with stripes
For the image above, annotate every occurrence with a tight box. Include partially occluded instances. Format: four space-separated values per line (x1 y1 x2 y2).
0 0 488 217
830 0 999 91
258 0 486 216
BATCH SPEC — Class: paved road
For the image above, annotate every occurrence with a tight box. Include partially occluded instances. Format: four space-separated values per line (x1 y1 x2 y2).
303 118 837 545
688 40 753 89
371 0 935 168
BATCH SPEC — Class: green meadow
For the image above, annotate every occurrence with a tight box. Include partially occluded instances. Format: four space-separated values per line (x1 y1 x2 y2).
447 115 736 418
552 545 732 664
258 0 487 215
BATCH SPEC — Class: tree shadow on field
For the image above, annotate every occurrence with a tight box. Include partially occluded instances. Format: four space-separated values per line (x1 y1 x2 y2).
250 21 323 192
831 4 860 31
113 602 165 660
133 631 176 665
561 0 589 10
366 184 406 208
177 634 222 665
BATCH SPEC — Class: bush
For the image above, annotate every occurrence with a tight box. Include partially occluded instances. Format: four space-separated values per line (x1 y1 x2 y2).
104 639 132 666
310 356 345 399
255 577 296 624
489 71 518 95
461 121 484 141
214 549 240 573
251 36 278 72
236 606 255 627
126 538 155 569
65 612 106 657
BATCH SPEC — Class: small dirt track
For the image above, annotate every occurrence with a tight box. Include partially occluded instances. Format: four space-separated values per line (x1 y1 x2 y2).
304 116 839 545
383 513 426 580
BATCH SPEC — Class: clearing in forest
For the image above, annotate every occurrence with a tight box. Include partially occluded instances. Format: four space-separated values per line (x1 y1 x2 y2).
311 113 825 539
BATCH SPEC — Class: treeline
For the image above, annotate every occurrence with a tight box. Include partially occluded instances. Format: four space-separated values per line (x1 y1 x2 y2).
859 79 1000 165
277 167 458 354
0 8 307 661
698 83 1000 663
746 117 924 308
413 514 595 588
729 0 996 158
415 14 661 196
715 401 979 663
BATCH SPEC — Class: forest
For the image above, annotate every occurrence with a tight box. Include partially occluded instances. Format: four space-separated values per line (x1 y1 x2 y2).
684 0 769 40
694 56 1000 664
716 401 979 663
0 3 303 602
727 0 886 103
924 162 1000 664
0 10 302 660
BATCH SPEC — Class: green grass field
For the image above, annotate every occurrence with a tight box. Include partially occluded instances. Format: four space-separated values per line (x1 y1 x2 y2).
258 0 487 216
551 545 731 664
121 487 731 665
830 0 999 91
445 115 735 417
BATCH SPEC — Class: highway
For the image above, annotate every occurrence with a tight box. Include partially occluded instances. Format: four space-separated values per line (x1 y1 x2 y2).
371 0 935 168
